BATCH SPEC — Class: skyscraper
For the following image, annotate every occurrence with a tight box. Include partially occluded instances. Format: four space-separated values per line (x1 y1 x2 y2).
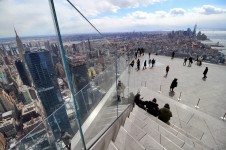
24 49 71 139
15 60 31 87
0 88 15 113
14 27 25 58
68 55 90 122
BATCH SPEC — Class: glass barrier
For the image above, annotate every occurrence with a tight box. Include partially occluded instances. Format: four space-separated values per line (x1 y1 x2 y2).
4 0 140 149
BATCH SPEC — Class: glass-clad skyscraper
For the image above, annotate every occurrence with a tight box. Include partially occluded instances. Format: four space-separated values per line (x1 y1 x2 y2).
24 49 71 139
15 59 31 87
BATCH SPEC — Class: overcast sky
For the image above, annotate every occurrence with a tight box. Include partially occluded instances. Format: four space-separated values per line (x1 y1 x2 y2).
0 0 226 38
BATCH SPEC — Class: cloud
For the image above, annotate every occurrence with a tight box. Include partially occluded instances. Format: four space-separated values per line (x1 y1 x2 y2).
194 5 226 15
170 8 186 16
0 0 166 37
69 0 166 17
90 7 226 32
110 0 166 9
129 11 151 19
0 2 226 37
0 0 55 37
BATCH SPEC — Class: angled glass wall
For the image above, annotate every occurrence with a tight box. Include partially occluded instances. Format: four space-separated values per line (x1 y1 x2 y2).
6 0 138 150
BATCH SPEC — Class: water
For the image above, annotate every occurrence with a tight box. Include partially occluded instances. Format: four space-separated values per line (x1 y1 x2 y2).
200 30 226 55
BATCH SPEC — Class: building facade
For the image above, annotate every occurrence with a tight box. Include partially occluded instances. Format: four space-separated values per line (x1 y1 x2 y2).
15 60 31 87
24 49 71 139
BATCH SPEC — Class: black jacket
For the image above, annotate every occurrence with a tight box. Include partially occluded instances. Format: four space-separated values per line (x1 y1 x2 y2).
146 101 159 117
170 79 178 88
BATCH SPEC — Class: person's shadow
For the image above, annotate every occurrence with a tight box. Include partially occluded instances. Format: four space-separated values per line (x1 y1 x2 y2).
202 77 207 81
169 91 175 97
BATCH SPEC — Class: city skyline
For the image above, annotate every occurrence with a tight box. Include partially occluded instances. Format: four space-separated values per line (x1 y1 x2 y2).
0 0 226 38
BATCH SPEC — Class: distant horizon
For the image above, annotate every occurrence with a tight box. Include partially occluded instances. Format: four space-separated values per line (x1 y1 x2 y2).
1 28 226 40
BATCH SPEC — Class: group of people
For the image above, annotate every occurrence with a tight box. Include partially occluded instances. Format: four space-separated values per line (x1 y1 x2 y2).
196 56 203 66
134 93 172 125
129 58 156 71
183 55 204 67
135 47 145 59
183 57 193 67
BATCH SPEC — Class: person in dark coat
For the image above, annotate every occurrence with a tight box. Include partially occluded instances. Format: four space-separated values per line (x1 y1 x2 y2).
203 67 208 78
142 48 144 56
149 52 151 59
170 78 178 92
146 98 159 117
137 59 140 70
134 93 145 109
61 130 72 150
171 51 175 59
139 48 142 56
151 58 155 68
135 52 137 59
130 60 134 67
158 103 172 125
143 60 147 70
166 65 169 77
183 57 187 66
188 57 193 66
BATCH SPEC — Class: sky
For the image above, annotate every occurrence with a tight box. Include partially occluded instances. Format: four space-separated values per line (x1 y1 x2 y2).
0 0 226 38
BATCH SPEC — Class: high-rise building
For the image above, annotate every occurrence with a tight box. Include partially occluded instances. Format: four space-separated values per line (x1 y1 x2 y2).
14 27 25 58
0 117 17 138
55 62 65 79
0 133 6 150
15 60 31 87
68 55 90 121
0 88 15 113
24 49 71 138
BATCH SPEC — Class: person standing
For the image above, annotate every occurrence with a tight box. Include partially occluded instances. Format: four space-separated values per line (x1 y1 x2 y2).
148 52 151 59
183 57 187 66
117 81 125 101
203 67 208 78
137 59 140 70
171 51 175 59
188 57 193 67
158 103 172 125
139 49 142 56
143 60 147 70
142 48 145 56
148 58 151 68
166 65 170 77
130 60 134 67
151 58 155 68
61 130 72 150
135 52 137 59
170 78 178 92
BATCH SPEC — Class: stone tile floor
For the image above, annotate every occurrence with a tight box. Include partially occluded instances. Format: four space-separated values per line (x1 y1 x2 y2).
126 54 226 119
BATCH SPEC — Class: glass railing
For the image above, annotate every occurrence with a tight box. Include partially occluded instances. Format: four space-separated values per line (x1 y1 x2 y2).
11 54 136 150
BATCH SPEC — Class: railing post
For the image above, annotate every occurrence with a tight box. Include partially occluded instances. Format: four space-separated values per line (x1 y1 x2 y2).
195 98 200 109
158 85 162 93
178 92 182 101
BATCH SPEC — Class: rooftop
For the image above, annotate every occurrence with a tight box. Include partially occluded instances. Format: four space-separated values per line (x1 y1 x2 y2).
72 54 226 149
129 54 226 119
